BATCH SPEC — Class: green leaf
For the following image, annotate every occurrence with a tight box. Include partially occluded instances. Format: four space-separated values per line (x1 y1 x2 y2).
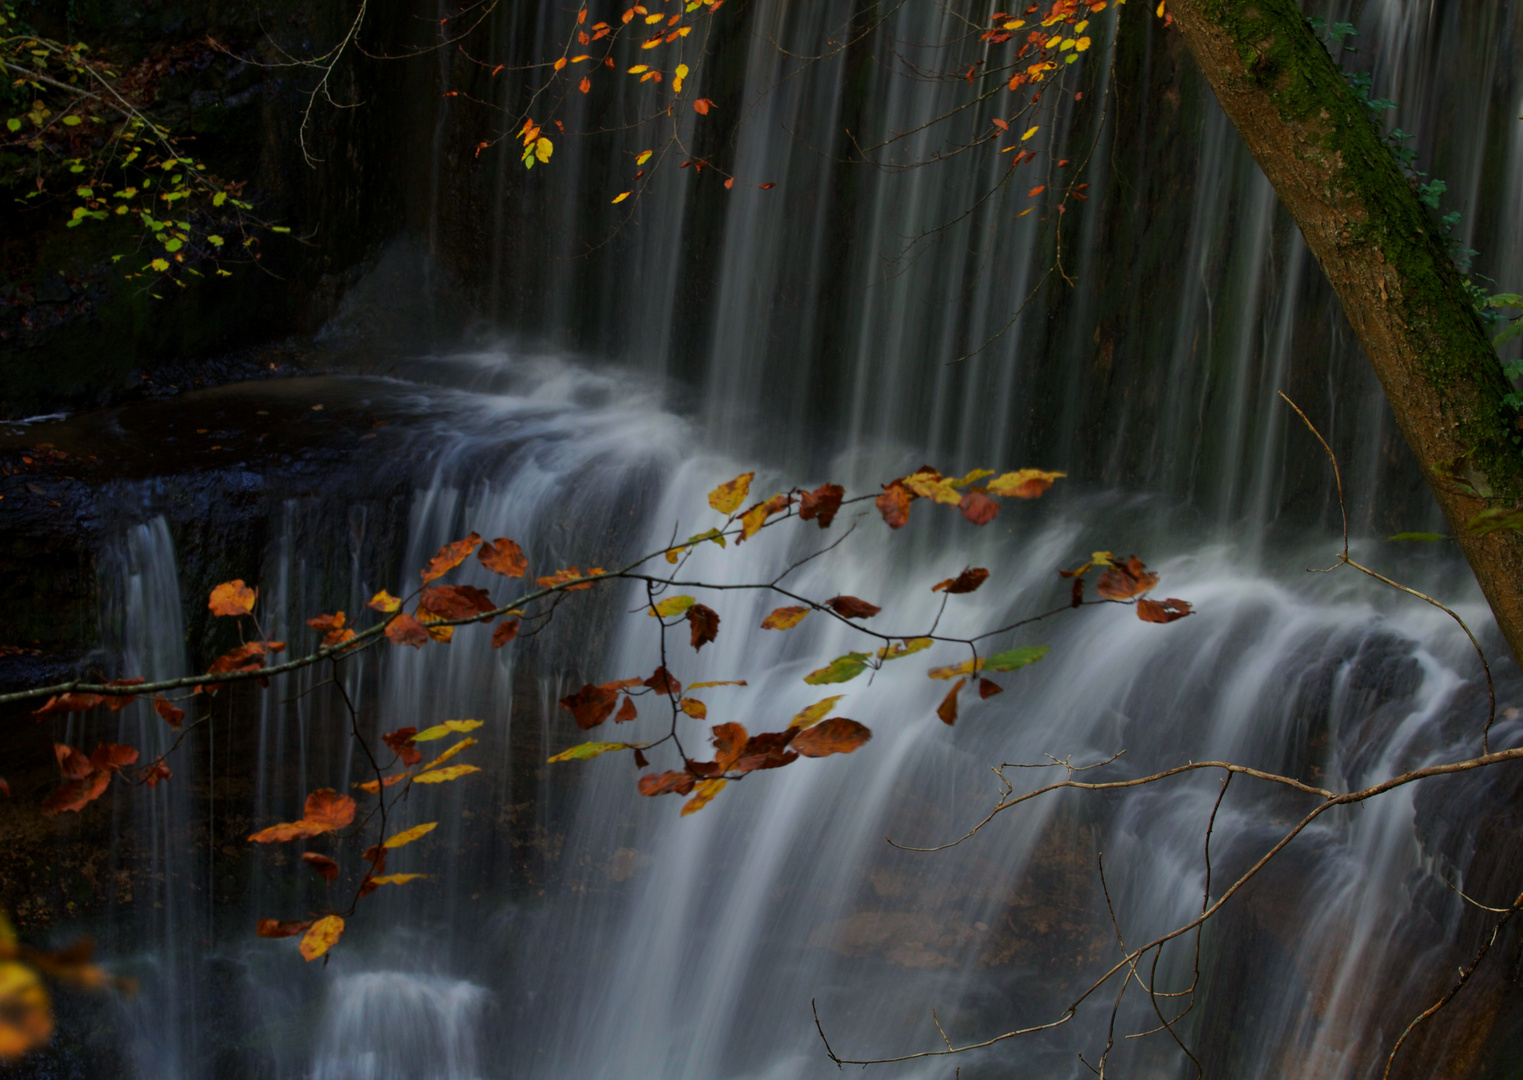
149 258 169 272
649 594 697 618
163 238 182 253
1489 293 1523 309
984 645 1051 672
1388 532 1448 542
207 235 224 247
5 119 19 132
1463 507 1523 537
271 226 292 234
413 719 484 741
687 527 726 549
1494 321 1523 347
212 192 226 207
547 741 637 763
804 652 871 685
61 114 80 126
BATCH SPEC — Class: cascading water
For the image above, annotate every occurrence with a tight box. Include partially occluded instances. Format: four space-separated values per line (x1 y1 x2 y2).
65 0 1523 1077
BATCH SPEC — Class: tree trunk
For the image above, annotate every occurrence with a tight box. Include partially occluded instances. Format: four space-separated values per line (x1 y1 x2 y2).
1167 0 1523 666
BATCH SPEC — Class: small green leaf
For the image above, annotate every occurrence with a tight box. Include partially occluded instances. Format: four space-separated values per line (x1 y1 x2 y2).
804 652 871 685
271 226 292 234
547 741 638 763
163 238 182 253
984 645 1051 672
5 119 19 132
1494 321 1523 347
1463 507 1523 537
61 114 80 126
212 192 226 207
207 234 224 247
1388 532 1448 542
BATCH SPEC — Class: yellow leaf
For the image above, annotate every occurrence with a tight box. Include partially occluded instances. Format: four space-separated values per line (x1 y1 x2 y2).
928 658 983 680
876 637 933 661
383 821 439 849
708 471 754 515
681 778 726 815
612 191 631 203
420 737 476 771
688 680 747 689
367 590 402 613
640 36 661 48
300 915 344 962
150 258 170 272
571 54 591 62
901 473 962 505
1156 0 1165 14
413 719 484 742
628 64 649 74
636 149 653 165
370 874 429 885
985 468 1066 499
413 764 482 783
554 57 568 70
535 136 554 164
649 594 697 617
949 468 995 487
673 62 688 92
761 606 809 630
1075 36 1092 50
1021 125 1040 140
547 741 631 762
679 698 707 719
789 695 844 730
0 961 52 1059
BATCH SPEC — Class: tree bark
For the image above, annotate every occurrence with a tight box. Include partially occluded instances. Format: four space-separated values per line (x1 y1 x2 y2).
1167 0 1523 666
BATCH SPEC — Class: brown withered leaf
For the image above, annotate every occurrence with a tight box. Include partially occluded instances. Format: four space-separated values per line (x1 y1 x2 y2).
102 678 144 712
559 683 619 729
826 595 881 619
306 612 345 632
790 717 873 757
937 678 966 725
734 731 799 773
679 698 707 719
1096 556 1159 601
385 613 430 648
54 744 92 781
932 568 990 594
421 533 482 583
637 770 697 797
32 693 103 721
1137 597 1193 624
479 537 528 578
876 482 913 529
418 585 495 621
615 696 638 724
959 490 999 526
1070 577 1084 608
382 727 422 767
303 789 357 831
761 605 809 631
978 678 1003 699
644 667 682 696
89 744 138 773
256 919 313 939
798 483 844 527
140 761 172 787
711 723 748 771
535 566 603 591
302 853 340 881
41 769 111 816
687 604 720 651
599 677 646 692
0 778 10 797
633 748 650 769
207 640 286 676
492 618 520 649
208 580 258 617
686 758 723 778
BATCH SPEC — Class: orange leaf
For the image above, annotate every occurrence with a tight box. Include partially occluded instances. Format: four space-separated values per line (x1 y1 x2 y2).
40 769 111 816
738 494 790 540
102 678 143 711
89 743 138 773
638 770 696 796
724 177 734 189
54 744 92 781
303 789 357 831
937 678 965 724
693 99 715 114
257 918 312 938
959 489 999 525
761 606 809 630
790 717 872 757
420 533 482 583
876 482 913 529
300 915 344 962
615 696 638 723
579 75 591 93
679 697 707 719
492 618 520 648
367 590 402 613
208 580 257 617
385 613 430 648
1137 597 1193 623
534 566 602 591
1096 556 1159 600
992 117 1009 130
356 772 408 793
307 611 345 632
302 853 339 881
32 693 103 720
479 537 528 577
644 666 682 696
141 761 172 787
986 468 1065 498
1028 185 1046 197
712 722 748 771
382 727 422 766
554 57 568 70
418 584 495 620
708 471 754 515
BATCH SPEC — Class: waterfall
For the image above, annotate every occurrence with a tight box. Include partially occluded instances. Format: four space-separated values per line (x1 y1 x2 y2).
68 0 1523 1077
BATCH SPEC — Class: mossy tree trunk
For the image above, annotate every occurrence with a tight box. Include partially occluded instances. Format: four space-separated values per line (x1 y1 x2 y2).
1169 0 1523 666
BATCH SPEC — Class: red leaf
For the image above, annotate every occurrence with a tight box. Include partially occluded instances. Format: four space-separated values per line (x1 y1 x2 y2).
724 177 734 189
89 743 138 773
959 490 999 525
54 744 93 781
32 693 103 721
207 640 286 676
479 537 528 578
492 618 521 649
418 585 495 621
385 613 431 648
758 182 776 189
876 482 913 529
141 761 172 787
937 678 965 724
257 918 313 938
559 683 619 729
825 595 881 619
1096 556 1159 601
303 789 357 831
306 612 345 632
41 769 111 816
711 722 748 771
302 853 340 881
102 678 143 711
382 727 422 767
798 483 844 527
932 568 990 594
0 778 9 797
734 730 799 773
644 667 682 696
615 696 638 723
637 770 697 796
686 604 720 651
790 717 873 757
693 98 715 114
1137 597 1194 624
1070 577 1084 608
421 533 482 583
978 678 1003 700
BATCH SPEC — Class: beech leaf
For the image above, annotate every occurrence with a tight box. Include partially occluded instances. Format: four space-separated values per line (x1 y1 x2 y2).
761 606 809 630
300 915 344 962
383 822 438 849
208 580 257 617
